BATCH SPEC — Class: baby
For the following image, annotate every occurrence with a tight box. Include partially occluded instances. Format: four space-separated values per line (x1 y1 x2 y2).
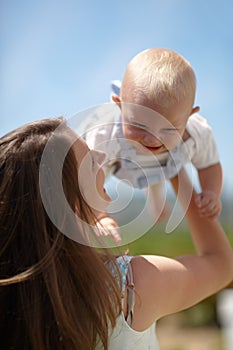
81 48 222 240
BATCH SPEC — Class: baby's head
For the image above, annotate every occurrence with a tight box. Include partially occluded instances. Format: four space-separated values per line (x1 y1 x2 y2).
113 48 199 153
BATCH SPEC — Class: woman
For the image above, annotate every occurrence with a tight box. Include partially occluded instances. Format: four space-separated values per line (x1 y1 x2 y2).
0 117 232 349
0 118 121 349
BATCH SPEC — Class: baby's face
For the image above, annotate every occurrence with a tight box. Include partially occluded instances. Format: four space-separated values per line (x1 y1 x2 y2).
120 101 190 154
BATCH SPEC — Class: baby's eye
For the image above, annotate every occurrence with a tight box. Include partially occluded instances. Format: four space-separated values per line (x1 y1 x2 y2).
129 124 147 132
161 128 177 133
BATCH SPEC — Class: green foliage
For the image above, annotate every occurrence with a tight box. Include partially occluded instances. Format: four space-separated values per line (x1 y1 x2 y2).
179 296 218 328
119 223 193 257
121 222 232 257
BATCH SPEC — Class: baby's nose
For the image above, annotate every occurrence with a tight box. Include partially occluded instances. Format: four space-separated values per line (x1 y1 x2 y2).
143 133 160 144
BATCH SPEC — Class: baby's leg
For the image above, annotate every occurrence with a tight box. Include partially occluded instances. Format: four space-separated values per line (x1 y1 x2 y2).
146 182 169 222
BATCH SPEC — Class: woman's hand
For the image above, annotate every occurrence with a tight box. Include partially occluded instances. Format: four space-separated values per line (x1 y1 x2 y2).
96 216 121 244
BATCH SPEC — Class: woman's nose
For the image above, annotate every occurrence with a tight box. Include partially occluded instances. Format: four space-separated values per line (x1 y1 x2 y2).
96 150 106 165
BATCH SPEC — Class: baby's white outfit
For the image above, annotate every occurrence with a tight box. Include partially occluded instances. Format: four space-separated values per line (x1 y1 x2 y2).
78 104 219 189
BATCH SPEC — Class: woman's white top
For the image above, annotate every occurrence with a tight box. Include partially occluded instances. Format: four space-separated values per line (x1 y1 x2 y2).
103 255 160 350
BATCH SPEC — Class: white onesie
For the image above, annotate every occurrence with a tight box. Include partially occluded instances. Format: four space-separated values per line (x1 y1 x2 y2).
77 104 219 189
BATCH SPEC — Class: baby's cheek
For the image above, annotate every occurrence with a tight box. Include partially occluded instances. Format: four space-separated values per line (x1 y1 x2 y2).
161 134 181 149
123 127 141 141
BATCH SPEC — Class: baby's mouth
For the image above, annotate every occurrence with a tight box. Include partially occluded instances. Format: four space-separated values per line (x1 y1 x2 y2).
143 144 163 152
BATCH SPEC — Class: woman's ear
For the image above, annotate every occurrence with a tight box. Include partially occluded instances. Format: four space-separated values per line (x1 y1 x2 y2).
111 94 122 109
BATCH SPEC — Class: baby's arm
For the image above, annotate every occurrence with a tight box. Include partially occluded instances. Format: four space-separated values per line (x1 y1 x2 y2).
195 162 223 219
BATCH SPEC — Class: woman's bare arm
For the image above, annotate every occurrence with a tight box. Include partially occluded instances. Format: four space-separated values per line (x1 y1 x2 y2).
130 168 233 331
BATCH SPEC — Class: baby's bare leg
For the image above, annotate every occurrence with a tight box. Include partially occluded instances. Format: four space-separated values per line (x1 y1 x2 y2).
146 182 169 222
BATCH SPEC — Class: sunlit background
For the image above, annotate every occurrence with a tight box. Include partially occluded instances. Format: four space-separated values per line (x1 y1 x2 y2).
1 0 233 192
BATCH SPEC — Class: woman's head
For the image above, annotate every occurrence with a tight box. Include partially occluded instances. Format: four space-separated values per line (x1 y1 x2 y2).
0 118 121 350
37 120 111 243
0 117 111 243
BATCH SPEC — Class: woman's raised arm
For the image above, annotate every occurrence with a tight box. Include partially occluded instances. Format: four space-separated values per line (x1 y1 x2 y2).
129 168 233 331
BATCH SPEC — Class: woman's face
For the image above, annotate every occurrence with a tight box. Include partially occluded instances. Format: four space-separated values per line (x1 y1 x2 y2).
73 136 111 216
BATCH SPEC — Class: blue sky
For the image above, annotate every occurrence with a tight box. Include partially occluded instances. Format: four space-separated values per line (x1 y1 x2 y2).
1 0 233 195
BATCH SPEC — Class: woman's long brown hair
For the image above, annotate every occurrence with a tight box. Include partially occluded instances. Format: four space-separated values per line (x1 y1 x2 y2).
0 118 121 349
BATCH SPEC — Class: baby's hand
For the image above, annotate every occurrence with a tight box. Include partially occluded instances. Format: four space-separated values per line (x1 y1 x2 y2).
97 216 121 244
194 190 222 220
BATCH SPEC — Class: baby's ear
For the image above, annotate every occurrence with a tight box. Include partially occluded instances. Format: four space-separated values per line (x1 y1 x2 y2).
190 106 200 115
112 94 122 109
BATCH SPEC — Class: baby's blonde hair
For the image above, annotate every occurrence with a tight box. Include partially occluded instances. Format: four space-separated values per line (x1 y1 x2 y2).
121 48 196 113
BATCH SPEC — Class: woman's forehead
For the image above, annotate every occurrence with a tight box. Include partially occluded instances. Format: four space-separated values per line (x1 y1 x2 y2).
65 127 90 161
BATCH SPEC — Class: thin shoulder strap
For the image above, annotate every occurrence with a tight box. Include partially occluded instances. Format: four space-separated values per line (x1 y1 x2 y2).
125 262 135 326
